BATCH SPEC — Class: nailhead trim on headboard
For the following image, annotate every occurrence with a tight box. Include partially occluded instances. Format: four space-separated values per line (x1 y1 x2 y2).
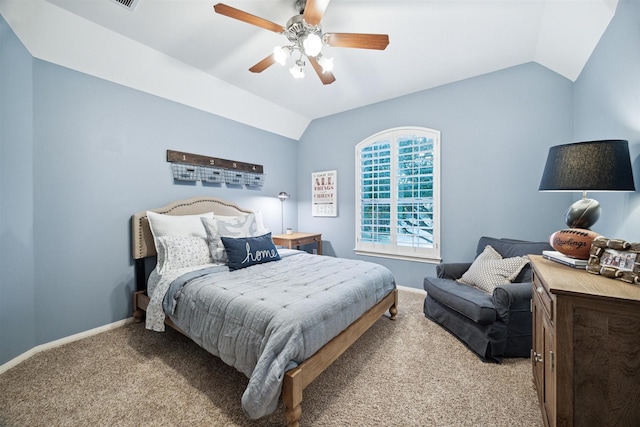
131 197 253 260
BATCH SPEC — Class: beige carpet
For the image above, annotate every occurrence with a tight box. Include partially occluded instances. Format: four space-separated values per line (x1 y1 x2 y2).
0 289 542 426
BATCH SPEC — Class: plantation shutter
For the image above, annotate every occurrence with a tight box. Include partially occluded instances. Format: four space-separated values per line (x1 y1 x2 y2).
396 134 435 249
356 127 440 262
359 139 392 246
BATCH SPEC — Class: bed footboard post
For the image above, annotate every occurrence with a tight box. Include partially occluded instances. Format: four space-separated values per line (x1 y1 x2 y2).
283 367 303 427
389 288 398 320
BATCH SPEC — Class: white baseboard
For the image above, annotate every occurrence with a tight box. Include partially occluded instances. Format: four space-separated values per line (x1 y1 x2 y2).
397 284 426 295
0 317 134 375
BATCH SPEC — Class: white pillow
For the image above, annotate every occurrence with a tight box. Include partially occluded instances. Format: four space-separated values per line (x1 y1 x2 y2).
147 210 213 243
214 211 269 235
155 235 213 274
251 210 269 235
201 214 261 263
459 245 529 294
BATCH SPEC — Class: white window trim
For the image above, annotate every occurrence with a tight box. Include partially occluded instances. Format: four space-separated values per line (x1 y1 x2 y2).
354 126 441 263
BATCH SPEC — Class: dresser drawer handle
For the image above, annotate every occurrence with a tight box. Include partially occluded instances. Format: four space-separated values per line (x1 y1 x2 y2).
536 286 544 294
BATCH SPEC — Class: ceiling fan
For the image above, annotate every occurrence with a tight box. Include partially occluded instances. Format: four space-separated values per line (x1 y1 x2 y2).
213 0 389 85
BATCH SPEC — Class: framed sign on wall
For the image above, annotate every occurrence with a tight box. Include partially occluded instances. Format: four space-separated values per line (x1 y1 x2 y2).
312 170 337 217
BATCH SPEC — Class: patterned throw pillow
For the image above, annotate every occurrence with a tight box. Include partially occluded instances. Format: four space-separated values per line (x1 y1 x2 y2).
459 245 529 294
221 233 281 271
201 214 259 263
155 235 213 274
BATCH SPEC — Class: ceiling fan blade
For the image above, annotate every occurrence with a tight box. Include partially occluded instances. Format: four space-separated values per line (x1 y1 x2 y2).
214 3 284 33
249 54 276 73
325 33 389 50
309 56 336 85
302 0 330 26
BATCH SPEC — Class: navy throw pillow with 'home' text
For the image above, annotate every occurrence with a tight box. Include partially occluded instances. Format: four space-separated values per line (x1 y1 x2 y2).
221 233 281 271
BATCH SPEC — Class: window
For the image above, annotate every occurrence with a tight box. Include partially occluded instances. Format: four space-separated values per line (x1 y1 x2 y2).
355 127 440 262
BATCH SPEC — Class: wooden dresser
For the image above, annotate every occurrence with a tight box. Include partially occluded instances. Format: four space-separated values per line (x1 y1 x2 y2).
529 255 640 427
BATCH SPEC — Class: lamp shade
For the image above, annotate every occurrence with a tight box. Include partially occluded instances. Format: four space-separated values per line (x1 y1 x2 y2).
539 140 635 192
278 191 290 201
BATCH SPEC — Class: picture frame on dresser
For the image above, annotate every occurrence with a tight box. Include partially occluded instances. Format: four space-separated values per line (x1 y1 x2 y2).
586 236 640 284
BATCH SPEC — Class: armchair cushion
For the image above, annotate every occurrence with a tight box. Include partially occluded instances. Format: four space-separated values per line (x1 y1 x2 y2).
423 277 496 324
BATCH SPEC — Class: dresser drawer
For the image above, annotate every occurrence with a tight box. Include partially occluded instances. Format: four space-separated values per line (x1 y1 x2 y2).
533 273 554 321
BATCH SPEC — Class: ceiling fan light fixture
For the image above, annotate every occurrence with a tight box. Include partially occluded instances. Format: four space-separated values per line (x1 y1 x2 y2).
302 32 322 57
273 46 288 66
317 54 333 73
290 60 305 79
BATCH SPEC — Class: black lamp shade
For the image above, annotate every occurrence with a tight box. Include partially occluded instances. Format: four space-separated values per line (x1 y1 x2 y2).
539 140 635 192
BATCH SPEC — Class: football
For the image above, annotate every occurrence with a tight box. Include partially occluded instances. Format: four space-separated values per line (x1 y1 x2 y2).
549 228 600 260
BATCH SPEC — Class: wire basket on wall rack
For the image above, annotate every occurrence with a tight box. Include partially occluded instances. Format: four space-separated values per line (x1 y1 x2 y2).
224 169 245 185
244 172 266 188
171 164 198 181
198 166 225 184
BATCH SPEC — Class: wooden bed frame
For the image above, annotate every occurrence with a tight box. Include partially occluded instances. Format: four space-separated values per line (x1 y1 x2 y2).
131 196 398 426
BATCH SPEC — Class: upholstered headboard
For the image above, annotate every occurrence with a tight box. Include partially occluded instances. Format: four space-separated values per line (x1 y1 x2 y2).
131 196 253 260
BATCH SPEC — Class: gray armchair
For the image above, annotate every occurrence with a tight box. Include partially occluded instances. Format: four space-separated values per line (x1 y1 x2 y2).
423 237 552 362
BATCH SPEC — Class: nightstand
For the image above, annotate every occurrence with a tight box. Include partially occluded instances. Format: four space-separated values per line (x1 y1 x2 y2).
272 232 322 255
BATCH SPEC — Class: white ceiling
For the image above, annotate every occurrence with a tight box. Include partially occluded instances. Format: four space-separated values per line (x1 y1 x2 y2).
1 0 618 139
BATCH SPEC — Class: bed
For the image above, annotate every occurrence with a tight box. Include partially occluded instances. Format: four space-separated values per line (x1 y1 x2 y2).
131 197 398 426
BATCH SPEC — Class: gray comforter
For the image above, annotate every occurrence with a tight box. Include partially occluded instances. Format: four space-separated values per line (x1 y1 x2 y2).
159 250 396 419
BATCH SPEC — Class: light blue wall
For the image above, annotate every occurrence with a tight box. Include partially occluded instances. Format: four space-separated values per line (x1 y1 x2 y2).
573 0 640 241
0 16 36 366
31 60 298 344
0 17 298 364
297 63 574 288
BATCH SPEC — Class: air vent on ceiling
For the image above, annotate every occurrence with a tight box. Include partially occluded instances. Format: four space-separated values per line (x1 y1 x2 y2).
109 0 140 11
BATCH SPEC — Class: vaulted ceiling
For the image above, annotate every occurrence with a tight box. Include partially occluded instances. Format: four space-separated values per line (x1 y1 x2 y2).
0 0 618 139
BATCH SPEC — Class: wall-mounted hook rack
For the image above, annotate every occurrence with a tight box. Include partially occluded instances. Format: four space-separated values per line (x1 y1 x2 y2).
166 149 265 188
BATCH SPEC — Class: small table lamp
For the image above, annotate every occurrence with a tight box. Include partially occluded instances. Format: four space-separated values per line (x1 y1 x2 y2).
539 140 635 230
278 191 290 234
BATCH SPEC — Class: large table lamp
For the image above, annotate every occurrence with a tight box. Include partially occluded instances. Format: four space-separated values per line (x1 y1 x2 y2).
539 139 635 229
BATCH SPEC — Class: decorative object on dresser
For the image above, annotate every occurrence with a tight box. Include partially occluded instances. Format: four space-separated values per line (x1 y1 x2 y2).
423 236 552 362
542 250 587 269
538 139 635 229
529 255 640 427
586 236 640 284
272 232 322 255
547 228 600 260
